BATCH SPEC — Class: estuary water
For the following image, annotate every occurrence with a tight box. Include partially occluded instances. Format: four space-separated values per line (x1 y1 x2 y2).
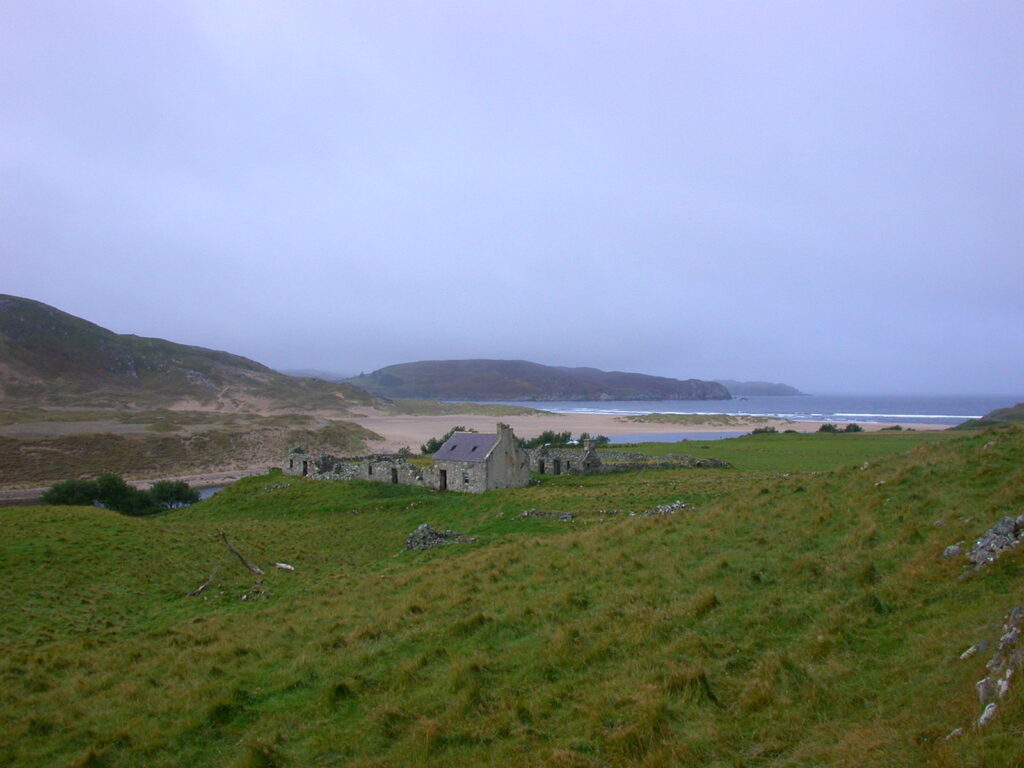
486 394 1022 427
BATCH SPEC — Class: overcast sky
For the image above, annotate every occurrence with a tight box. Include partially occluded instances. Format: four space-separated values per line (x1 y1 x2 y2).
3 2 1022 394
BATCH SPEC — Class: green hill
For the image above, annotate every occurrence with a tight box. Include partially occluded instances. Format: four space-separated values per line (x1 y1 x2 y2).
0 295 377 411
2 426 1022 767
953 402 1024 430
347 359 730 401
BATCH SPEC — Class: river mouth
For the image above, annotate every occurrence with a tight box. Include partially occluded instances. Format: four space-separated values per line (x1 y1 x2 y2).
198 485 227 500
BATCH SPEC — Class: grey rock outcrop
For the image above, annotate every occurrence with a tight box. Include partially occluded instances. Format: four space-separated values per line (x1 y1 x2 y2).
966 515 1024 569
519 509 576 522
404 524 470 551
632 500 691 516
963 606 1024 730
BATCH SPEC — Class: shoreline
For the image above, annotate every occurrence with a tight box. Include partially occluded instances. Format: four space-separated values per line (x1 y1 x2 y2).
0 411 949 504
349 411 946 453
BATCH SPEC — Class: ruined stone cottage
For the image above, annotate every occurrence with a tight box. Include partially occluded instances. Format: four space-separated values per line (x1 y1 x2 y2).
527 439 602 475
282 423 530 493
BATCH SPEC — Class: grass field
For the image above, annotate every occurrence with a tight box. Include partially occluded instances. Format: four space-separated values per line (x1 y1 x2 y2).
1 427 1023 767
618 429 960 472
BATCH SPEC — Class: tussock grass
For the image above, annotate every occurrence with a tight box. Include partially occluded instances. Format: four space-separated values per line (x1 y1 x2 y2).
0 418 377 485
617 429 961 471
1 427 1022 766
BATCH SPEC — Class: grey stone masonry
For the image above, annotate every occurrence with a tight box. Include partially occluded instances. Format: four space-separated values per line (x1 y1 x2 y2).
528 439 602 476
283 423 529 494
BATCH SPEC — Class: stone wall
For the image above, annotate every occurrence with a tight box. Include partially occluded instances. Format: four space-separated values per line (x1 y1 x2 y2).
432 459 488 493
485 423 531 489
528 439 601 476
436 424 530 492
284 451 438 488
284 424 529 494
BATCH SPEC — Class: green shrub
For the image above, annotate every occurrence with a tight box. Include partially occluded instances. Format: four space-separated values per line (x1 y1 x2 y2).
41 479 99 506
751 427 778 434
149 480 200 508
817 423 841 433
518 430 572 449
844 423 864 433
41 474 199 515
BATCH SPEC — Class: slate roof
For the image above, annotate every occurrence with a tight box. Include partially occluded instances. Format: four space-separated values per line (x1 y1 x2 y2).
434 432 498 462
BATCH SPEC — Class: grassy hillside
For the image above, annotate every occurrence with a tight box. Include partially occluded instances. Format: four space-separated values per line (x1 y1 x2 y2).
955 402 1024 430
617 429 959 472
0 414 379 486
347 359 730 401
0 295 377 411
2 427 1023 767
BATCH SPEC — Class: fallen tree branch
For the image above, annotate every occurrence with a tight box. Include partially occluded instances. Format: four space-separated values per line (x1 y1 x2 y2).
187 565 220 597
217 531 264 575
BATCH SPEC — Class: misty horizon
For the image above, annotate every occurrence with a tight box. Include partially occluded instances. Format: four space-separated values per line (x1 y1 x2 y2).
3 3 1022 396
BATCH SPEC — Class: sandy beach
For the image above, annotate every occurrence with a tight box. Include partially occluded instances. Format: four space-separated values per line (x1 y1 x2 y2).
348 411 945 453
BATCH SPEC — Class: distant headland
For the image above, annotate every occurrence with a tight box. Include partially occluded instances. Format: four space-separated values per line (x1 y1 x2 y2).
345 359 734 401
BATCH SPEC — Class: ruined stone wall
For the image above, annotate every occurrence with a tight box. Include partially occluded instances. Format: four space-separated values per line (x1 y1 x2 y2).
282 451 316 477
281 422 530 494
528 445 601 475
484 423 531 489
434 459 489 493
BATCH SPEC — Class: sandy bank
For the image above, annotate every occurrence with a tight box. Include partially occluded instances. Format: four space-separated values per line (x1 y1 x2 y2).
350 411 945 453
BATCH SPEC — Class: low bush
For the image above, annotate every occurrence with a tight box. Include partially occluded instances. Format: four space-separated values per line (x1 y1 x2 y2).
41 473 199 516
518 430 573 449
149 480 200 508
40 478 99 506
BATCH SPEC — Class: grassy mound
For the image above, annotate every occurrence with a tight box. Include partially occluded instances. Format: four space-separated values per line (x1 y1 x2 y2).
955 402 1024 431
2 428 1023 767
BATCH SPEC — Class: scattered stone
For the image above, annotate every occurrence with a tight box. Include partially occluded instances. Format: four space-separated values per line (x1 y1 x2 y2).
977 702 998 728
404 523 471 551
956 606 1024 732
998 627 1021 653
983 441 996 449
519 509 575 522
933 519 943 526
977 677 998 705
274 562 295 571
943 727 964 740
263 483 292 491
630 500 690 517
943 544 964 559
966 516 1024 570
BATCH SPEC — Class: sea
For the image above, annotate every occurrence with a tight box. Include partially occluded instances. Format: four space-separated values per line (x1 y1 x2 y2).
480 394 1022 444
